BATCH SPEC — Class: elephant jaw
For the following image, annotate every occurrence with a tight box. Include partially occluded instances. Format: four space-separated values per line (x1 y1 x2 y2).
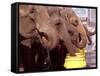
63 38 78 56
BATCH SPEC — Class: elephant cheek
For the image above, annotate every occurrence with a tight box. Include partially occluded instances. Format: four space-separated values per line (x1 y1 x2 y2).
60 29 78 56
38 26 58 50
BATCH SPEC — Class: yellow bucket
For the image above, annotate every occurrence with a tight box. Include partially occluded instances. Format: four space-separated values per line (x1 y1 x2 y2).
64 48 86 69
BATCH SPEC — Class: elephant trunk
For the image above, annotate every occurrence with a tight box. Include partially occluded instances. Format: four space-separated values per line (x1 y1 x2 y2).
63 34 78 56
76 23 88 49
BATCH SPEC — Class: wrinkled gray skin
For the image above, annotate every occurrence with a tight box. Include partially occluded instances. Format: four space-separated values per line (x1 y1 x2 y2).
19 5 88 56
48 10 78 55
28 6 59 50
19 5 37 48
47 7 88 55
60 7 88 49
19 5 58 50
30 6 79 55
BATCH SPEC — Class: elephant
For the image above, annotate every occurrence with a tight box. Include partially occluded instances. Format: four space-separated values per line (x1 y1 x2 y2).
48 7 96 69
46 7 83 69
19 5 59 71
59 7 89 49
28 6 59 50
19 5 89 71
47 7 88 54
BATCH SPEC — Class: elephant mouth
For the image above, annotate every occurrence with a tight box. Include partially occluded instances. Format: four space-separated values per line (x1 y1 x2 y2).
41 32 49 42
39 32 50 47
79 33 82 42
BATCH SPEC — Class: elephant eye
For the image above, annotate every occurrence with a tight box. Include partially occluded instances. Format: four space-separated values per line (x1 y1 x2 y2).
55 19 62 27
55 22 62 31
72 19 78 27
55 22 61 26
75 20 78 25
54 18 63 31
68 30 74 36
30 9 34 14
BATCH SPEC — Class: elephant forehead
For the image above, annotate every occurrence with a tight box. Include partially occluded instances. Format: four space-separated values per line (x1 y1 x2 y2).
64 8 77 18
36 23 52 32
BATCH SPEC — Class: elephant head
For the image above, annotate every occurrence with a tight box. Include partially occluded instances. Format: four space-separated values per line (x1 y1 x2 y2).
60 7 88 49
48 8 79 55
19 5 59 50
22 6 59 50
